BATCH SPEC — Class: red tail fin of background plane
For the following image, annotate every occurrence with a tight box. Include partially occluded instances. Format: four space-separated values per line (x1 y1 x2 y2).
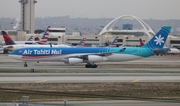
36 26 50 44
139 38 145 46
1 31 16 45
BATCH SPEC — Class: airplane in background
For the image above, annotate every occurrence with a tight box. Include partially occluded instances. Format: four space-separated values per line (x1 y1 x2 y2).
48 37 86 48
2 30 86 53
27 36 34 41
139 38 145 46
2 26 51 53
108 36 118 47
9 26 171 68
2 31 36 45
2 35 34 45
2 26 50 45
76 38 86 47
139 38 180 55
1 35 34 45
167 48 180 54
35 26 50 44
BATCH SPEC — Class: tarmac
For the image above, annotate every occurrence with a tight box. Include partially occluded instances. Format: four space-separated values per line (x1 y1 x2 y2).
0 54 180 105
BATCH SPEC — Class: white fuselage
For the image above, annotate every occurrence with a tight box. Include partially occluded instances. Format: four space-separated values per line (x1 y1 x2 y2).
9 52 143 63
3 44 72 51
1 41 36 45
167 48 180 54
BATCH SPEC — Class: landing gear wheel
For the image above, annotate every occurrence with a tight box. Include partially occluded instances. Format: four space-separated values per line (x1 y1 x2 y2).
85 64 89 68
24 62 27 67
92 64 98 68
85 63 98 68
24 64 27 67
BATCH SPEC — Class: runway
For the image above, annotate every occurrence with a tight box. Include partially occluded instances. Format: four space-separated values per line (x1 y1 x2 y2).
0 54 180 72
0 55 180 104
0 54 180 83
0 73 180 83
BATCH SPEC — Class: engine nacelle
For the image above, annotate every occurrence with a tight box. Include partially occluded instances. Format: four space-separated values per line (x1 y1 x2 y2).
65 58 83 64
88 55 108 62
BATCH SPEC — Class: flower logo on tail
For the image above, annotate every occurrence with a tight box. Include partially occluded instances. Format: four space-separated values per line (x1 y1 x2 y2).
154 34 164 45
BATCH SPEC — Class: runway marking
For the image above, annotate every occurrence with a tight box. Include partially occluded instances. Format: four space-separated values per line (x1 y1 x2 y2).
132 79 141 82
35 80 47 83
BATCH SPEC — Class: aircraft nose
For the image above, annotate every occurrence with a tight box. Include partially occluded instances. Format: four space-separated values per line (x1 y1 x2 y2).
8 54 22 60
8 54 15 58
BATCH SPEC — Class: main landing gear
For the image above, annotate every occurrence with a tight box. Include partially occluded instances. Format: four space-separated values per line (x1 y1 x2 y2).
85 62 98 68
24 62 28 67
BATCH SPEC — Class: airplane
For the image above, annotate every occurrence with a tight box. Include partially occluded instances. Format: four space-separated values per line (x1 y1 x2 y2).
164 47 180 55
2 36 86 53
48 38 86 48
9 26 171 68
2 25 86 52
2 26 50 45
76 38 86 47
3 33 86 52
2 26 51 53
1 35 34 45
139 38 145 46
1 31 36 45
27 36 34 41
35 26 50 44
108 36 118 47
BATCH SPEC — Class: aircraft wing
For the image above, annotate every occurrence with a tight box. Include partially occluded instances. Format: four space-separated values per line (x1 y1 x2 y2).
66 48 126 58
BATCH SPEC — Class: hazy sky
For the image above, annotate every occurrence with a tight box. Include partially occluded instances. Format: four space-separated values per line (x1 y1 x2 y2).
0 0 180 19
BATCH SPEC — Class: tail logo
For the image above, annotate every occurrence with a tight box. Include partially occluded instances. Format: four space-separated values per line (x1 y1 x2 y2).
154 34 164 46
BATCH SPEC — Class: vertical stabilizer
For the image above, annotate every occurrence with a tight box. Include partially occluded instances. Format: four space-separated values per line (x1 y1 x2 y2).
142 26 171 51
27 36 34 41
139 38 145 46
76 38 86 47
1 31 16 45
37 26 50 44
109 36 118 47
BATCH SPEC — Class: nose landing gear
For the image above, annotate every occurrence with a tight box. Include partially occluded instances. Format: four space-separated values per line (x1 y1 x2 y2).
24 62 28 67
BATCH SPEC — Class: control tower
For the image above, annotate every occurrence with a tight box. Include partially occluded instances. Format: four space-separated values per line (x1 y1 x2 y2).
19 0 37 34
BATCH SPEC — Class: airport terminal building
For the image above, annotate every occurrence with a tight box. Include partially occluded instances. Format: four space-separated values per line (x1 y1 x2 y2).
0 15 180 48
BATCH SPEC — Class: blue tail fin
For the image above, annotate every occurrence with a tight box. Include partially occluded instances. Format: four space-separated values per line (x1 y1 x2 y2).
1 31 16 45
142 26 171 50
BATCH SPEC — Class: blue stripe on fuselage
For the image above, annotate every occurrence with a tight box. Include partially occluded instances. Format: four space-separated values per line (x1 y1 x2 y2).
10 47 154 58
12 47 108 56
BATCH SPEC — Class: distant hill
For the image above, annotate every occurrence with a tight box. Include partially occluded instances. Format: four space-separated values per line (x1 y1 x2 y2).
0 16 180 35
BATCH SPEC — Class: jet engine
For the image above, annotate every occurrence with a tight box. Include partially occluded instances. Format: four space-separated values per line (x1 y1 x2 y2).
88 55 108 62
65 58 83 64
